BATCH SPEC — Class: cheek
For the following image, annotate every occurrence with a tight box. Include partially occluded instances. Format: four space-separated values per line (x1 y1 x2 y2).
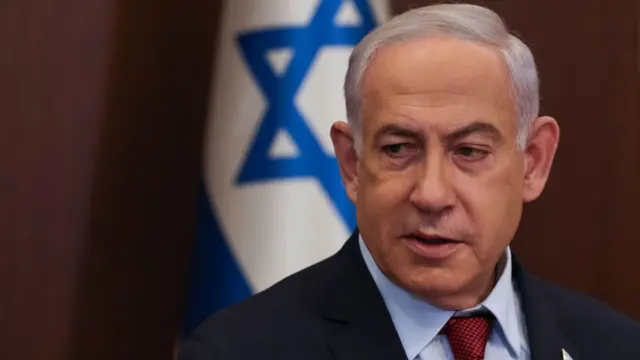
357 161 416 229
360 156 414 197
455 162 524 248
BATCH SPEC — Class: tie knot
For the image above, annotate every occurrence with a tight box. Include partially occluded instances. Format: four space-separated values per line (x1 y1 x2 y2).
440 315 493 360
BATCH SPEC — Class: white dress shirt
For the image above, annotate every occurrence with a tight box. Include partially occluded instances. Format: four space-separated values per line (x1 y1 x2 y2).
359 236 530 359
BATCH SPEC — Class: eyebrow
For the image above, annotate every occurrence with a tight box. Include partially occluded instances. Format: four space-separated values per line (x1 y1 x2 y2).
373 121 502 144
445 122 503 143
373 124 424 144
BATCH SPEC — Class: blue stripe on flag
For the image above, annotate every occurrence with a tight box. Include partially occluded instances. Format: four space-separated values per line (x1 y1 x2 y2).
182 0 382 337
181 184 251 336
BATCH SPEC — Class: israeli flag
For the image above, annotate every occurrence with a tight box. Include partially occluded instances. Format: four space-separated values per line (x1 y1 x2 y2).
182 0 390 335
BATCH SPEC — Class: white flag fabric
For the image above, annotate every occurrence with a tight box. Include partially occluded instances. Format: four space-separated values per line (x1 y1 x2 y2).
183 0 390 335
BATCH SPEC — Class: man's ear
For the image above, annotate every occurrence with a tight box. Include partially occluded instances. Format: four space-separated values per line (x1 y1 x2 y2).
522 116 560 202
330 121 359 203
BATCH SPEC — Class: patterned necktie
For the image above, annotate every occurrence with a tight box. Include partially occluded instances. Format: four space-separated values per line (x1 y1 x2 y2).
439 315 493 360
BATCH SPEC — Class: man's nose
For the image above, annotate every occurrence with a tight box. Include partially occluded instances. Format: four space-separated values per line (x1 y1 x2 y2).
409 152 456 214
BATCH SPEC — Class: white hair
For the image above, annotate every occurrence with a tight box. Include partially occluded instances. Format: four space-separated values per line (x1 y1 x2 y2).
344 3 539 151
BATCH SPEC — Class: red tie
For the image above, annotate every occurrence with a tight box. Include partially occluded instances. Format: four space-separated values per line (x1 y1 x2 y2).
439 315 493 360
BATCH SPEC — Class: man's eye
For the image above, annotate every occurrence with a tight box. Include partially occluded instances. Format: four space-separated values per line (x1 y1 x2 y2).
382 143 416 157
384 144 406 154
455 146 489 159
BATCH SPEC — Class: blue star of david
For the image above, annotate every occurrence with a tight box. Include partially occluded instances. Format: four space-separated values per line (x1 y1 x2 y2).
235 0 377 230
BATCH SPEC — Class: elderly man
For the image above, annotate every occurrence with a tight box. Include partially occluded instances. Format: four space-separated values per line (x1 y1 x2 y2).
179 4 640 360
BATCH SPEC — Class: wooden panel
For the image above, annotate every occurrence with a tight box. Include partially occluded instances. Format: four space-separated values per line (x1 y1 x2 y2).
1 0 220 359
0 0 116 358
67 0 221 358
391 1 639 319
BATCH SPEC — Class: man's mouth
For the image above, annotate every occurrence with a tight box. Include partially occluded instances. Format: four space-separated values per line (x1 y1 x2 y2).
404 233 463 260
407 234 461 245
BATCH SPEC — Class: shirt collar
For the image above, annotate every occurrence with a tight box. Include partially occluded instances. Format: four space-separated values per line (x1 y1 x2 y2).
358 235 526 360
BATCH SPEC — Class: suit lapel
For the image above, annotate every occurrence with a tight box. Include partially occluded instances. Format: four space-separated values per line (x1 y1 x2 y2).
324 321 408 360
317 230 407 360
513 257 578 360
317 233 582 360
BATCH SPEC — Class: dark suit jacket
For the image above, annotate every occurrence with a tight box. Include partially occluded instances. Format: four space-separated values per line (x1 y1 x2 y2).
179 230 640 359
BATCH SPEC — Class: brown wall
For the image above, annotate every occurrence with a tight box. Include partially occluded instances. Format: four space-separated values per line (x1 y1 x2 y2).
1 0 220 359
394 0 639 318
1 0 637 360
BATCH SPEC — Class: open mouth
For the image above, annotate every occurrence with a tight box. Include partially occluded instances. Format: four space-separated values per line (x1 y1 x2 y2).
408 234 460 245
404 234 462 260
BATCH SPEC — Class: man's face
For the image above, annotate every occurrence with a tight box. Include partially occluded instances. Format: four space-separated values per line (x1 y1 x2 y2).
339 36 534 309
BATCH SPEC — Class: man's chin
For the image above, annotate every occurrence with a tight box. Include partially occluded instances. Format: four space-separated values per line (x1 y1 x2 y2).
393 268 481 307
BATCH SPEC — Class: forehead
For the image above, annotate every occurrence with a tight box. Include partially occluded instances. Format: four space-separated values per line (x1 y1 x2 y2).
361 36 515 130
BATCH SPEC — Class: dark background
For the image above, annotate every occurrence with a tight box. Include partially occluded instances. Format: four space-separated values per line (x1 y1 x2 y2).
2 0 637 359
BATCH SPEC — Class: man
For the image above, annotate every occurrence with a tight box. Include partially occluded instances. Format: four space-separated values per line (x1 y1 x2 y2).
180 4 640 360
